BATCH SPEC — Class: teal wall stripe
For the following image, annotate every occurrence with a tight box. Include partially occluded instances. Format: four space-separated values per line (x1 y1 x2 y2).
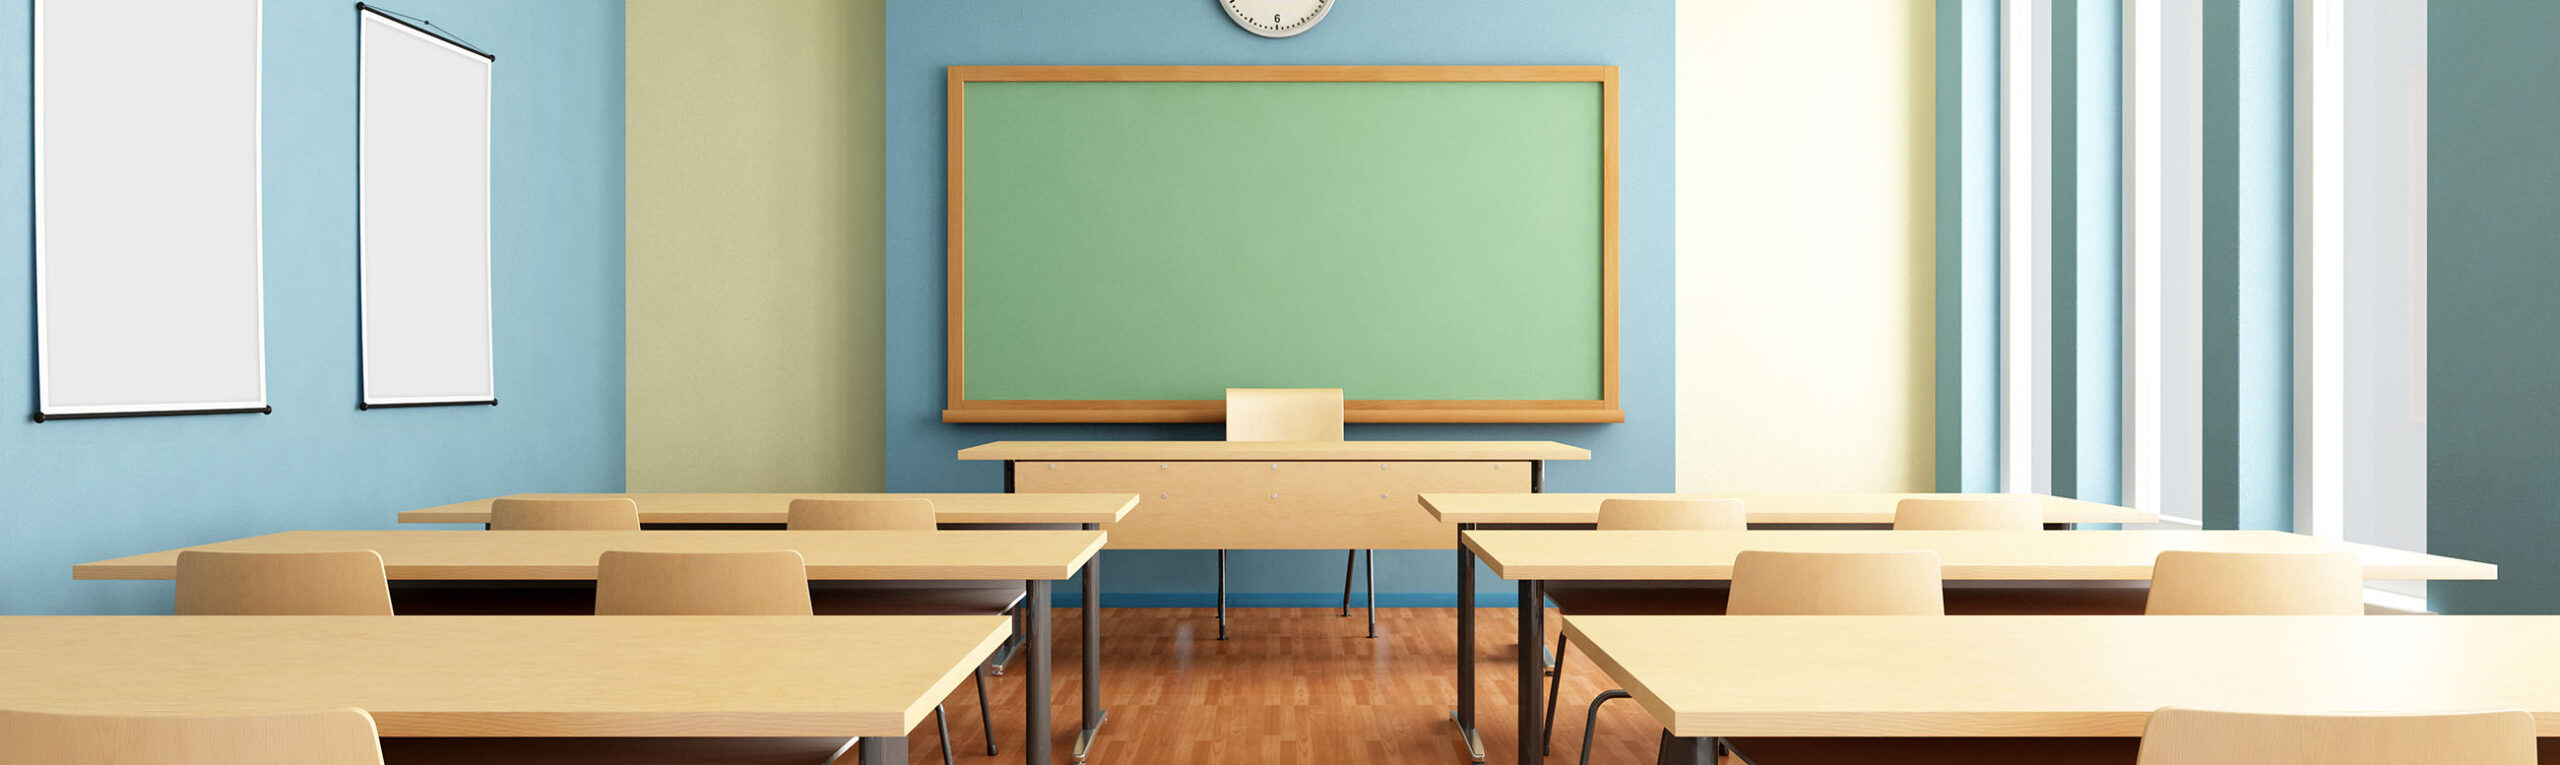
2072 0 2124 506
2050 0 2079 497
2200 0 2240 529
2428 0 2560 614
1933 0 1965 492
1936 0 2003 493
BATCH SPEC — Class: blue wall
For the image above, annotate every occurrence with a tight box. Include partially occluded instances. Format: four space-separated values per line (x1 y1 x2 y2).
2429 0 2560 614
883 0 1675 606
0 0 626 614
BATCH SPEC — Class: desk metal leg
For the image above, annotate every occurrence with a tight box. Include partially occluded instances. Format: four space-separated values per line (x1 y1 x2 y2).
1215 550 1229 641
1517 578 1545 765
1076 523 1107 762
1450 523 1483 761
1365 549 1376 638
858 735 907 764
1026 578 1053 764
1657 733 1714 765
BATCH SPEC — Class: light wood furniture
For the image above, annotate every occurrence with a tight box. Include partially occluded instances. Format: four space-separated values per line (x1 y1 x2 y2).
784 496 1010 758
787 497 938 531
1464 530 2495 582
79 530 1100 582
1224 388 1344 441
0 707 383 765
2136 708 2538 765
0 616 1007 764
1597 498 1745 531
1893 497 2045 530
2147 551 2367 615
76 529 1101 765
1726 550 1945 617
1422 492 2155 526
942 66 1621 425
401 492 1139 527
1470 530 2499 765
967 439 1587 762
1540 498 1750 758
1556 615 2560 761
1223 388 1372 639
594 550 814 616
487 497 640 531
175 550 393 616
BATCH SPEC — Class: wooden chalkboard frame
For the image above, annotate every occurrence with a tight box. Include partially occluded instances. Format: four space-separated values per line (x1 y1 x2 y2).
941 65 1621 424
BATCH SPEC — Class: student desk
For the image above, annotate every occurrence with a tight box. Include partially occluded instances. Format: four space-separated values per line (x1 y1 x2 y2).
1417 491 2148 760
0 615 1006 763
398 492 1139 528
1462 529 2499 764
1561 615 2560 762
1420 492 2156 527
74 530 1105 765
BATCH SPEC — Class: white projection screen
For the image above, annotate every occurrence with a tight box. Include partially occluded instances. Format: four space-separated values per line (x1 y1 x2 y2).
35 0 266 420
359 7 494 408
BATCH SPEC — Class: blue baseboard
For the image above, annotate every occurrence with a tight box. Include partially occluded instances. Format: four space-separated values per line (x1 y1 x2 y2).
1046 592 1525 608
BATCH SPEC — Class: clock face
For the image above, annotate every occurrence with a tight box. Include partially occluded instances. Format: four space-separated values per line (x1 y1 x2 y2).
1222 0 1334 38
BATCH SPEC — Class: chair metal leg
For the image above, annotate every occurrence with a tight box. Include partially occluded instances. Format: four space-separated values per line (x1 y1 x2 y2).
1543 632 1568 754
1341 549 1356 616
934 703 954 765
973 666 997 755
1580 689 1633 765
1364 549 1376 638
1216 549 1229 640
989 604 1023 676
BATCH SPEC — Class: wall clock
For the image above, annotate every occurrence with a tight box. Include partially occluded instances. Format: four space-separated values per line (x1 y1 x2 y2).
1222 0 1334 38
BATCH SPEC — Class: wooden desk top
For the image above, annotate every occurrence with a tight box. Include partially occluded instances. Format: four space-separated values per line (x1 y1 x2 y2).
0 615 1005 738
73 530 1105 581
956 440 1591 462
1462 530 2496 581
1422 492 2155 525
1563 615 2560 738
398 493 1139 525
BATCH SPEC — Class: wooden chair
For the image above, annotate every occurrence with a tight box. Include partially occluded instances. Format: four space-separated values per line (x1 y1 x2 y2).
1893 496 2044 530
0 707 384 765
786 497 937 531
1540 499 1747 753
2136 708 2536 764
1222 388 1375 639
2147 551 2365 615
176 550 393 616
488 497 641 531
1647 551 1946 765
787 497 1005 757
592 549 944 765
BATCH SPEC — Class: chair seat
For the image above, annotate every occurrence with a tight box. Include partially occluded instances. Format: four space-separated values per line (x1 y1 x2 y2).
812 580 1028 616
1722 736 2137 765
382 737 856 765
1544 581 1730 616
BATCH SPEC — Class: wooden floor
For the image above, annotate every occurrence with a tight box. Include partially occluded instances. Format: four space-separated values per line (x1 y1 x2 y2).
898 606 1686 765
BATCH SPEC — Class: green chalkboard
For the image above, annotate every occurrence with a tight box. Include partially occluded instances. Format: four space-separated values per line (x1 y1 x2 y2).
950 69 1616 422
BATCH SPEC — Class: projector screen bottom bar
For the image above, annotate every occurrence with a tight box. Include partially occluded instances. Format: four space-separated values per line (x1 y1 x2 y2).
33 406 271 423
360 399 496 411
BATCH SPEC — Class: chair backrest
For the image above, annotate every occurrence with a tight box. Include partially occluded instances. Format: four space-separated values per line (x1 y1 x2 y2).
2135 708 2536 765
1596 498 1747 531
2146 551 2364 615
1727 550 1944 616
787 497 937 531
1224 388 1345 442
1892 497 2043 530
594 550 812 616
0 707 385 765
488 497 642 531
175 550 394 616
